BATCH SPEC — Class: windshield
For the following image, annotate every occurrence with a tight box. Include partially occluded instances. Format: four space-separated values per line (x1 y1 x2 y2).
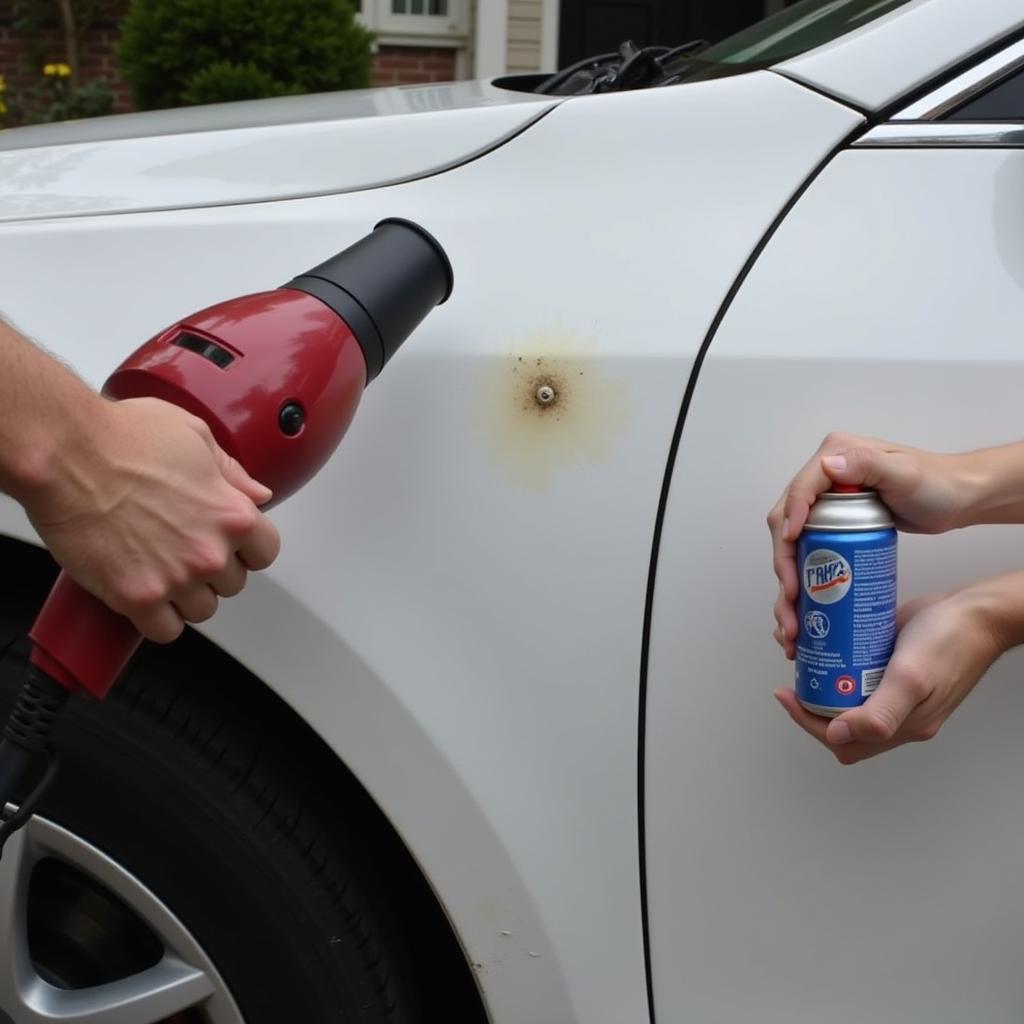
522 0 918 97
695 0 915 68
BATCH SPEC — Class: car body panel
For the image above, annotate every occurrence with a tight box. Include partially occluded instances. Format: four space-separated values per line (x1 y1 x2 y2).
0 73 861 1023
777 0 1024 111
647 144 1024 1022
0 84 558 222
0 79 555 151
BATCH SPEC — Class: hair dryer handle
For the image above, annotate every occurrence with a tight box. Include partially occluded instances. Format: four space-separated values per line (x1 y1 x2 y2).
28 572 142 699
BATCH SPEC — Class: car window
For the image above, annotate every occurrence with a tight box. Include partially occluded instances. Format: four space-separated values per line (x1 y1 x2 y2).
691 0 916 69
946 66 1024 121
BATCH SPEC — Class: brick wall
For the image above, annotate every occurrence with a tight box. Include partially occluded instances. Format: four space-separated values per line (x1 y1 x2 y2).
0 3 459 124
80 25 132 111
0 2 133 116
372 45 457 87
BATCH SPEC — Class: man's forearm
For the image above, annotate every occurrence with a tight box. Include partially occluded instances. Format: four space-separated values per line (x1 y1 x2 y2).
0 318 104 506
954 570 1024 656
0 318 280 643
951 444 1024 528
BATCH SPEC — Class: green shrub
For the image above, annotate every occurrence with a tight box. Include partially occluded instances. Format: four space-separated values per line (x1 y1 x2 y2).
182 61 292 106
46 75 115 120
117 0 374 111
6 67 114 126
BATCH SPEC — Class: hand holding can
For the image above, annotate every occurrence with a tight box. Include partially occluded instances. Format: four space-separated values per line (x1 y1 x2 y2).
769 434 1024 763
795 487 896 718
767 432 970 661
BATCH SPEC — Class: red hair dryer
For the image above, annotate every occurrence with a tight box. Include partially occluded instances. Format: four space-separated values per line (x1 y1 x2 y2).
0 219 453 849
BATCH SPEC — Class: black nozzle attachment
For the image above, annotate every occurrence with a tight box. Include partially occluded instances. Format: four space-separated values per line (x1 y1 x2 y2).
284 218 454 382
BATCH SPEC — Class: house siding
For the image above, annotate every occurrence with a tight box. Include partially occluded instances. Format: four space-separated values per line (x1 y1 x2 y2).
507 0 543 72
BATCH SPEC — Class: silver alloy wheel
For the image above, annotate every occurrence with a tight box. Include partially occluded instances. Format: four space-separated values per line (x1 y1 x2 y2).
0 811 244 1024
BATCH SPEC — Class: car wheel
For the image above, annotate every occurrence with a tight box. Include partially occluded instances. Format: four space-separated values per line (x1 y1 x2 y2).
0 613 419 1024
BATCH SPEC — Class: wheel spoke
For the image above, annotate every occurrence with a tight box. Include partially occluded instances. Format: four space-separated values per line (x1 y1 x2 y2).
0 825 37 1009
0 815 241 1024
13 956 214 1024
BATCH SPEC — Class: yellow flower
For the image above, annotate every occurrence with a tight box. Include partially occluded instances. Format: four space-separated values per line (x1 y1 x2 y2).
43 63 71 77
43 63 56 75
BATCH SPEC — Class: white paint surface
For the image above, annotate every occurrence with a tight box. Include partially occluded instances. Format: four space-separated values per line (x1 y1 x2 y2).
779 0 1024 110
0 81 554 221
647 146 1024 1022
0 73 858 1023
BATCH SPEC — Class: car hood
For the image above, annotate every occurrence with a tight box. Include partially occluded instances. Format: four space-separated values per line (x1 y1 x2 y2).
0 81 559 222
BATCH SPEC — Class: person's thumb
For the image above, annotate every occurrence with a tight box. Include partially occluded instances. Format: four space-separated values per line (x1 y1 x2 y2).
821 447 919 498
216 448 273 507
825 669 922 746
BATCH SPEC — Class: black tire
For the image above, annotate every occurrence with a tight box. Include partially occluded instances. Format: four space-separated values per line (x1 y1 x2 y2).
0 600 420 1023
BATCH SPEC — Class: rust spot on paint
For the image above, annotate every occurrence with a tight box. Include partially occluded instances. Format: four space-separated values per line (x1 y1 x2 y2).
514 356 569 420
475 331 631 492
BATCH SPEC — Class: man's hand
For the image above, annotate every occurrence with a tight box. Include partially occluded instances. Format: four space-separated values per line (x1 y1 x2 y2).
19 397 280 643
768 432 971 659
774 579 1020 764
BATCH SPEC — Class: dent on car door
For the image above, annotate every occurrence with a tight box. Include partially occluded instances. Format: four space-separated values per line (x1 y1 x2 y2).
645 44 1024 1024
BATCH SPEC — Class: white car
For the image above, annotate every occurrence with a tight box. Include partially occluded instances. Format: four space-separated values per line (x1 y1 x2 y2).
2 1 1024 1021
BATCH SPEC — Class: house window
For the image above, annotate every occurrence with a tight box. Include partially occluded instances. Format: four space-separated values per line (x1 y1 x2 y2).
392 1 448 13
357 0 467 43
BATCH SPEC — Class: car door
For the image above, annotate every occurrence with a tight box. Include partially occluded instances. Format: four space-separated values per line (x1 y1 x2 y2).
645 37 1024 1024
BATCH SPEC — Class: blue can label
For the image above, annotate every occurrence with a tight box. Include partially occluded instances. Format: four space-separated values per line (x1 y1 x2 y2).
795 529 897 713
